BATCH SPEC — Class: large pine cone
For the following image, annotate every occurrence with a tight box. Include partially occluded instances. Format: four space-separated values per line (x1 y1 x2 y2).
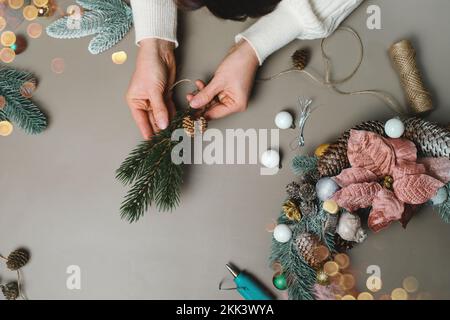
404 118 450 158
6 249 29 271
1 282 19 300
318 121 385 177
294 232 322 269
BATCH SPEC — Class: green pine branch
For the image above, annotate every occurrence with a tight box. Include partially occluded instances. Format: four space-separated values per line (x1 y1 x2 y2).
116 110 190 222
0 67 47 134
291 155 317 176
46 0 133 54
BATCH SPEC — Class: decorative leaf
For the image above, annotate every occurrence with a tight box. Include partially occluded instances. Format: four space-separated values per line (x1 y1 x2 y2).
386 138 418 162
332 182 382 212
332 167 378 187
368 189 404 232
347 130 394 177
418 157 450 183
394 174 444 204
392 160 426 180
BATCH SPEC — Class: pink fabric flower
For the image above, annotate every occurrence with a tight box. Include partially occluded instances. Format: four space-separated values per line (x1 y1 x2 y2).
332 130 449 232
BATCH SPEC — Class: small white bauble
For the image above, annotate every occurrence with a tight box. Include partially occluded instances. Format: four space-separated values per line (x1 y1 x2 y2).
431 187 448 205
275 111 293 130
261 149 280 169
316 177 340 201
273 224 292 243
384 118 405 138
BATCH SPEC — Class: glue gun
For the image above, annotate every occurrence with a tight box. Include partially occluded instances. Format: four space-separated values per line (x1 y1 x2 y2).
225 264 273 300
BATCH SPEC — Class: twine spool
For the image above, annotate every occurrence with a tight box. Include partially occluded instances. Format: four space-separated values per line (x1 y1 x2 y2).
389 40 433 114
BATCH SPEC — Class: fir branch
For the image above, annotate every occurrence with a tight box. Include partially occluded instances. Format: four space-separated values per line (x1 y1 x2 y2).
0 109 8 121
46 0 133 55
291 155 317 176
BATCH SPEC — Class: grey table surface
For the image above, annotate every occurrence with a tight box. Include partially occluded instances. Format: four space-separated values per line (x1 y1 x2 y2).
1 0 450 300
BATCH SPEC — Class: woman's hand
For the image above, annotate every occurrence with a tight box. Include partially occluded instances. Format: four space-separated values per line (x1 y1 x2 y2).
187 40 259 119
126 39 176 140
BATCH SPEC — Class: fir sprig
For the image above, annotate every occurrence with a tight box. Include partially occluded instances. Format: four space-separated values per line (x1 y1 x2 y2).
0 67 47 134
291 155 317 176
116 110 190 222
46 0 133 54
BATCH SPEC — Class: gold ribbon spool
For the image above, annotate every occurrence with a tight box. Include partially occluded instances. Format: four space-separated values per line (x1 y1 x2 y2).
389 40 433 114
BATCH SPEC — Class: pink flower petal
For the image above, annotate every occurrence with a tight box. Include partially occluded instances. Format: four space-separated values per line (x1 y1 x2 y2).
386 138 418 162
332 182 383 212
347 130 395 177
332 167 378 187
368 189 405 232
418 157 450 183
392 161 426 180
394 174 445 204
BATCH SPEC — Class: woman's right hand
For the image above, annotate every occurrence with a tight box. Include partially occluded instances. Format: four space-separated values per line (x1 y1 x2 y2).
126 38 176 140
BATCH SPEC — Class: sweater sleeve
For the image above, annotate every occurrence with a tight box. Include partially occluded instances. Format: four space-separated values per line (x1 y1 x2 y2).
130 0 178 47
236 0 364 65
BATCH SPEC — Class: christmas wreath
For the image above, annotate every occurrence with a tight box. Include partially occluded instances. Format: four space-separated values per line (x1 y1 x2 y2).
270 117 450 300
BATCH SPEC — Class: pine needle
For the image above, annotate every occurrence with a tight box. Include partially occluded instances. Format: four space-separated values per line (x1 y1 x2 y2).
437 184 450 223
291 155 317 176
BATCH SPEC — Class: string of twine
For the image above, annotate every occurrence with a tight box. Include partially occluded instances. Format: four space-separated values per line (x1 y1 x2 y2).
0 254 27 300
389 39 433 114
258 27 406 115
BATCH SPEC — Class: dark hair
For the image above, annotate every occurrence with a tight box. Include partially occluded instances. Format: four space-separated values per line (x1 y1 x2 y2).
176 0 282 21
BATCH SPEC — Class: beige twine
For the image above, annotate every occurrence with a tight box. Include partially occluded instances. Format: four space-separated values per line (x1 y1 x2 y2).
389 39 433 114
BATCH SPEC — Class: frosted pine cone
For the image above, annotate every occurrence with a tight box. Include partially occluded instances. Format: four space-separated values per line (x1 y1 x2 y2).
286 182 302 204
298 182 316 202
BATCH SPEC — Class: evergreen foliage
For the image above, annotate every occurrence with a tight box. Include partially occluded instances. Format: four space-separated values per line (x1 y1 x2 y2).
46 0 133 54
437 183 450 223
291 155 317 176
0 67 47 134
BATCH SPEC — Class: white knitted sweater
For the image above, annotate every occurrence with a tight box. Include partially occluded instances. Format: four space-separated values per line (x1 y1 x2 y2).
130 0 364 64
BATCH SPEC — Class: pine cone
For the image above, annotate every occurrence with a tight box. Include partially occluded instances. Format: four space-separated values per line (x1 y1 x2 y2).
197 116 208 134
294 232 322 269
299 201 317 216
404 118 450 158
6 249 29 271
286 182 302 204
1 282 19 300
292 49 310 70
182 116 195 137
298 182 316 202
318 121 385 177
282 200 301 221
334 234 355 252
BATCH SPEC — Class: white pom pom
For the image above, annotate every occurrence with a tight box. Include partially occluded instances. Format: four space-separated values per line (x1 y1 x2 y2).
275 111 293 130
261 150 280 168
384 118 405 138
431 187 448 205
273 224 292 243
316 178 340 201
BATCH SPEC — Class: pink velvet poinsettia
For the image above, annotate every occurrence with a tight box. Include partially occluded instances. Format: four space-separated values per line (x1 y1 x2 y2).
331 130 450 232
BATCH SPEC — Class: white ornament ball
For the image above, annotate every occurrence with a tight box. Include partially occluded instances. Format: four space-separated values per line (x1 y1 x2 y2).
431 187 448 205
316 177 340 201
275 111 294 130
273 224 292 243
261 149 280 169
384 118 405 138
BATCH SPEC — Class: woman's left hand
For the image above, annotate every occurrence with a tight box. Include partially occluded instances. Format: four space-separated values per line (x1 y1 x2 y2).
187 40 259 119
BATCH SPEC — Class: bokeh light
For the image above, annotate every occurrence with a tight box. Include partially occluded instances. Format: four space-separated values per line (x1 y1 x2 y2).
391 288 408 300
23 4 38 21
51 57 65 74
0 120 13 136
1 30 16 46
402 276 419 293
0 47 15 63
26 22 42 38
112 51 127 65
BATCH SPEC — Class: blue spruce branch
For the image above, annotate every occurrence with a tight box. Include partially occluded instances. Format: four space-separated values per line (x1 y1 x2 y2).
46 0 133 54
291 155 317 176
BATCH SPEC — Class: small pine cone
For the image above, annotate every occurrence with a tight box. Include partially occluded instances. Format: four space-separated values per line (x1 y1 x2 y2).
282 200 302 222
182 116 195 137
299 201 317 216
197 116 208 134
294 233 322 269
6 249 29 271
1 282 19 300
318 121 385 177
292 49 310 71
403 118 450 158
286 182 302 204
298 182 316 202
334 234 355 252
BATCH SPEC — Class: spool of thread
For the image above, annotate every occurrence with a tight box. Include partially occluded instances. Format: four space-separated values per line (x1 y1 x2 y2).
389 40 433 114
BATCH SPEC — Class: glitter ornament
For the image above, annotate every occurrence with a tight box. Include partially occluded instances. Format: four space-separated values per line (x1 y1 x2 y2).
261 149 280 169
275 111 293 129
385 118 405 138
316 177 340 201
316 270 329 286
431 187 448 205
273 273 288 290
273 224 292 243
